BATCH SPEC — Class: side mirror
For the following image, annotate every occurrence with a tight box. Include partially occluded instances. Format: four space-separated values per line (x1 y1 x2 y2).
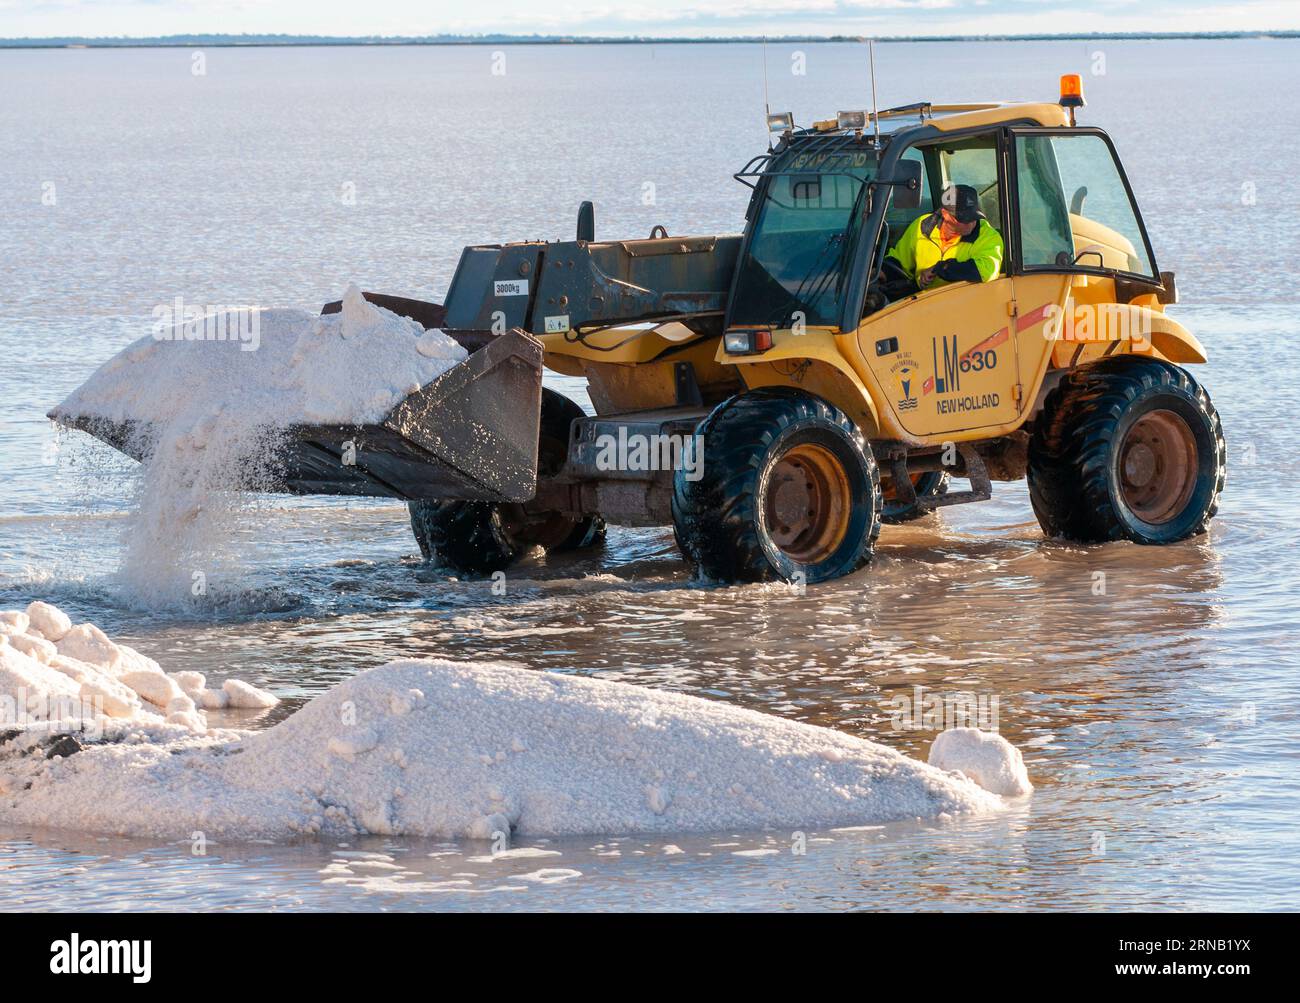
890 160 924 211
1157 270 1178 305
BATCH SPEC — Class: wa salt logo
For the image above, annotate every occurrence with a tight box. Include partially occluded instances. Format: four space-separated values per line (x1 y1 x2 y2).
49 934 151 983
152 296 261 352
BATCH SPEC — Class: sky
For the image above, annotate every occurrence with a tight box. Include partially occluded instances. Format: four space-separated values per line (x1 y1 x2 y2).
2 0 1299 40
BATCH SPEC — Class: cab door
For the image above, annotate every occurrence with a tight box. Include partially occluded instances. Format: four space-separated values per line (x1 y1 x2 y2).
860 278 1022 439
858 129 1026 440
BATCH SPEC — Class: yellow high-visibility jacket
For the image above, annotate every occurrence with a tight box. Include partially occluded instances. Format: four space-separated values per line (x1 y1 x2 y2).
886 212 1004 289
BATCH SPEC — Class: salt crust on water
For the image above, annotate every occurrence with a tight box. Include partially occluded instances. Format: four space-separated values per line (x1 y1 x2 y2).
2 604 1029 841
928 727 1033 797
49 285 468 605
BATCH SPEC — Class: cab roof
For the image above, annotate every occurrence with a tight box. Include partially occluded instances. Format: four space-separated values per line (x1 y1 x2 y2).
794 101 1070 140
734 101 1073 190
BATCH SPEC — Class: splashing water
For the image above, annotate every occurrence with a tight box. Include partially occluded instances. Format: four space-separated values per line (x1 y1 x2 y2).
118 415 291 607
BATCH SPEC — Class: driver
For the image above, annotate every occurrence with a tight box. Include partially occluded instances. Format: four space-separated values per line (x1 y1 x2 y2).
885 184 1004 292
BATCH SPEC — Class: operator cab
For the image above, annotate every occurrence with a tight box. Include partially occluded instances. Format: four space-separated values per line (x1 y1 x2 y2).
725 84 1172 340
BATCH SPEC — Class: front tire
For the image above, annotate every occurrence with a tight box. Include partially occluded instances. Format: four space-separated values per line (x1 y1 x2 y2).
1028 358 1225 544
408 388 605 574
672 388 881 584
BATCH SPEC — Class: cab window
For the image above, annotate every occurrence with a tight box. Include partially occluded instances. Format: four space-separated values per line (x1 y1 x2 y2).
1016 133 1155 278
886 134 1002 246
938 135 1001 225
732 154 879 328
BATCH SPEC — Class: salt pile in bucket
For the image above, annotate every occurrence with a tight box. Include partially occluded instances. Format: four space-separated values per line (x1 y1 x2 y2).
49 285 467 606
54 283 466 429
1 604 1029 841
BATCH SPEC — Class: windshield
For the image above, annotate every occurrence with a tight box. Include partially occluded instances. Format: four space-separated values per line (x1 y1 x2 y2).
731 150 878 328
1015 132 1156 278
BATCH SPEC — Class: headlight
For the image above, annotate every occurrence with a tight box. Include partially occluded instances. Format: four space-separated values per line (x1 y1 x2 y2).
724 330 774 355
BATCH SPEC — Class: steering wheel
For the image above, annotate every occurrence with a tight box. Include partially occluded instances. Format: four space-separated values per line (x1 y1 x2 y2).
873 256 921 308
880 256 910 283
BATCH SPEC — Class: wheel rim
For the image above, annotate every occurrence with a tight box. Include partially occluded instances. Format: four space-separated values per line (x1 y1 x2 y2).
1118 409 1198 524
765 443 851 564
504 504 579 549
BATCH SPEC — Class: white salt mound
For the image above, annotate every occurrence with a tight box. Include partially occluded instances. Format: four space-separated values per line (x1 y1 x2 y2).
0 603 277 737
26 602 73 642
49 283 467 606
0 653 1023 842
57 623 123 671
223 678 280 710
928 727 1033 797
0 612 30 634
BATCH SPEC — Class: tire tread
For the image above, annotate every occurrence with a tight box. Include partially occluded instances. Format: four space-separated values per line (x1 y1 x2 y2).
1028 358 1225 544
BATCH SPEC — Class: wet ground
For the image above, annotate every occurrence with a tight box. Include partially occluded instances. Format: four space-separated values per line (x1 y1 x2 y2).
4 311 1299 911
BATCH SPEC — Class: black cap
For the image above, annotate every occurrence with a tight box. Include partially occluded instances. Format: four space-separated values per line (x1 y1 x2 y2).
940 184 981 224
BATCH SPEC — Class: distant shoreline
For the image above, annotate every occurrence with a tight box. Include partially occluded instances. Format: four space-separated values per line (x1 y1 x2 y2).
1 31 1297 49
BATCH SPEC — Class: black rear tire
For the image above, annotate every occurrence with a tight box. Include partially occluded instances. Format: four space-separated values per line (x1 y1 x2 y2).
882 470 950 524
408 388 605 574
408 500 520 574
672 388 881 584
1028 358 1224 544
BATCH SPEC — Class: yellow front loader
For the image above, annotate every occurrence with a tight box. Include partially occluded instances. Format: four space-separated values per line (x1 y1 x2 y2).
59 77 1226 586
427 77 1223 584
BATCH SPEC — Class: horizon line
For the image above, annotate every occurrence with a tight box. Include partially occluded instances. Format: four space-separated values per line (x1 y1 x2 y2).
2 29 1299 48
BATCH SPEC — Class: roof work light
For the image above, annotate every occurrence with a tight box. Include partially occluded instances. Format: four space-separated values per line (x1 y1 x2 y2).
766 112 795 134
837 110 868 132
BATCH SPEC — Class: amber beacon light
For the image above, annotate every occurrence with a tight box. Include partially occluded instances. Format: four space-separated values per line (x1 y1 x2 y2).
1059 73 1085 125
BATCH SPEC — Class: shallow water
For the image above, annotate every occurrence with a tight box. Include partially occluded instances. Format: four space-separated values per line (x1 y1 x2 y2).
2 40 1299 911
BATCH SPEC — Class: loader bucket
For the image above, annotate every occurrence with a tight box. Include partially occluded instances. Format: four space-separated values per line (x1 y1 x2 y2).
268 326 544 502
51 295 546 504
